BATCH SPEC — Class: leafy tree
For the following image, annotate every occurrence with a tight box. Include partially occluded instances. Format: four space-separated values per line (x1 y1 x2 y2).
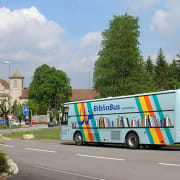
28 64 72 112
12 100 25 126
0 99 10 127
93 14 147 97
154 48 168 90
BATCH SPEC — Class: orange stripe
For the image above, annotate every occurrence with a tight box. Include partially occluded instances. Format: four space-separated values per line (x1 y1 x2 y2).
81 103 94 142
144 96 166 145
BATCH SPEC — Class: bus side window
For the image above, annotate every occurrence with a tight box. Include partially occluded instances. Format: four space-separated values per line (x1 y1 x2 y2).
62 107 69 125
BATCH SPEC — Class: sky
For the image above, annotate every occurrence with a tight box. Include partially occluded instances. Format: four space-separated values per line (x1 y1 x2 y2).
0 0 179 89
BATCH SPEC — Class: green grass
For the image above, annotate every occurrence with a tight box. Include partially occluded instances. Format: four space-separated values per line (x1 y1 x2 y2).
0 125 27 129
3 128 61 140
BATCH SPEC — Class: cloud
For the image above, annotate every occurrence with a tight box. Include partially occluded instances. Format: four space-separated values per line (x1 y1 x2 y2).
150 0 180 35
130 0 161 12
0 6 65 62
80 32 102 48
0 6 101 88
150 10 168 34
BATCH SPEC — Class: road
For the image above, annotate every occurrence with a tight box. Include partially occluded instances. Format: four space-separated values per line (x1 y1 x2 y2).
0 139 180 180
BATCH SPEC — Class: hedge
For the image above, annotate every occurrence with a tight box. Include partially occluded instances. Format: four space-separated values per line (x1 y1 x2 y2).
0 151 8 175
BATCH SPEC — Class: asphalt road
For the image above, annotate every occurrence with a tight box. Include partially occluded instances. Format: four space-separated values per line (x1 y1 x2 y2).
0 139 180 180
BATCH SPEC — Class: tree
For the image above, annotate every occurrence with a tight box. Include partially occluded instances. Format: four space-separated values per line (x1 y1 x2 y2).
12 100 25 126
144 56 157 91
154 48 168 90
28 64 72 112
93 14 147 97
0 99 10 127
176 53 180 82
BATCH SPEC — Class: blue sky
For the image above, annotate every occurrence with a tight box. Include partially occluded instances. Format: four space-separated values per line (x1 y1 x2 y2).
0 0 179 88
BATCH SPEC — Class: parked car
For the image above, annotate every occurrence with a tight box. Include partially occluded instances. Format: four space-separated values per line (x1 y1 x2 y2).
0 120 6 125
48 120 57 127
0 120 15 126
11 120 25 126
24 120 37 125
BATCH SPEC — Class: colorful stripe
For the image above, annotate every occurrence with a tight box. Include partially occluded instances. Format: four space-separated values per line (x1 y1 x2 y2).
81 103 94 142
74 104 85 141
136 96 166 145
135 97 154 144
152 95 174 144
87 102 101 142
144 96 165 145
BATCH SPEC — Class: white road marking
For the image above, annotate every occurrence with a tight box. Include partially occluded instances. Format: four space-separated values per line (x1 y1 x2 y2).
158 163 180 167
0 144 14 148
35 166 105 180
76 154 125 161
26 148 56 153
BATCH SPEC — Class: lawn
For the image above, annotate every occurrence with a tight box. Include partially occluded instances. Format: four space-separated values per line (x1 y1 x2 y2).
3 128 61 140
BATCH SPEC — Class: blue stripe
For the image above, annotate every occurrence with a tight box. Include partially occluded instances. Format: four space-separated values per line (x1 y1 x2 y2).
87 102 101 142
152 95 174 144
74 104 86 141
135 97 154 144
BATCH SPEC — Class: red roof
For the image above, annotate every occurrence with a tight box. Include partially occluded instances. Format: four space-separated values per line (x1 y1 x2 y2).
19 89 29 99
19 88 100 101
71 89 100 102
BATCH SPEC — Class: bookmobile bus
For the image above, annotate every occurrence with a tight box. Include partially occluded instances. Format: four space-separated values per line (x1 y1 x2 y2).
60 89 180 149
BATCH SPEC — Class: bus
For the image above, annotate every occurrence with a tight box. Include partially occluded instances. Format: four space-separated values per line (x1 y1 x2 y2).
60 89 180 149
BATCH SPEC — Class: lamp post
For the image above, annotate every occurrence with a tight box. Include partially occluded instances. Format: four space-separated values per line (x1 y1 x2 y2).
3 61 11 114
89 70 91 99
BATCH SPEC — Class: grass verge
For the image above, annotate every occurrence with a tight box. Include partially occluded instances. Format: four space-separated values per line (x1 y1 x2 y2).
3 128 61 140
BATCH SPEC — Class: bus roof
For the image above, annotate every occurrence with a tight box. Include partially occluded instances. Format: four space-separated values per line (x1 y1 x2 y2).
64 89 178 105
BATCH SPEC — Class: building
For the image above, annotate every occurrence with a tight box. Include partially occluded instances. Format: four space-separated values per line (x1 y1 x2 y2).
0 71 100 106
0 71 24 105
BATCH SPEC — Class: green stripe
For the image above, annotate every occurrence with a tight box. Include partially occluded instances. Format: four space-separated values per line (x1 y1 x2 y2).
87 102 101 142
152 95 174 144
74 104 86 141
135 97 154 144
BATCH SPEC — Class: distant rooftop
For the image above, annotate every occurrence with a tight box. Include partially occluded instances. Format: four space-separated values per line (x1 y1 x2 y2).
9 71 24 79
70 89 100 102
19 88 100 101
0 79 9 89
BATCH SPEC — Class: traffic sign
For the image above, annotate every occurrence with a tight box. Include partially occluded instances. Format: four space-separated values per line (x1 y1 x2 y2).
7 114 13 121
23 106 29 115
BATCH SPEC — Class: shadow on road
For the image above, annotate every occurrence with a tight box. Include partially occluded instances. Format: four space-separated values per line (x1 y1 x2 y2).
60 141 180 151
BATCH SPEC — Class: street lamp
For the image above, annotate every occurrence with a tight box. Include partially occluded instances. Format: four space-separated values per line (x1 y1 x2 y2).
3 60 11 114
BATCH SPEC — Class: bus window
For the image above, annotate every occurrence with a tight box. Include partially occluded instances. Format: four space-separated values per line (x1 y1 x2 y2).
61 107 69 125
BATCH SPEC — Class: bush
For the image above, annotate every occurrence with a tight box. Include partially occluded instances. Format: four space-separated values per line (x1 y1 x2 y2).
0 151 8 175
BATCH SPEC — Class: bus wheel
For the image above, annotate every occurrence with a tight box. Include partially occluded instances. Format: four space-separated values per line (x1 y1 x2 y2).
74 132 83 146
126 133 139 149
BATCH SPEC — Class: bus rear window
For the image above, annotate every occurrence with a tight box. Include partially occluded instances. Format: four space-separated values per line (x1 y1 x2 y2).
62 107 69 125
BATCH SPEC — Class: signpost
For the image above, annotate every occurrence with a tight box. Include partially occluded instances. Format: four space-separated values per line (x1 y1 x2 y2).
7 114 13 128
23 107 29 115
23 107 32 126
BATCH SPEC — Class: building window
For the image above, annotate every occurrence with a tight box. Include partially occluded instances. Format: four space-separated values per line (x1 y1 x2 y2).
14 80 17 88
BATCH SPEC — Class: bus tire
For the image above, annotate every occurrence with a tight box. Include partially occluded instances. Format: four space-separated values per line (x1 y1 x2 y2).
74 132 83 146
126 132 139 149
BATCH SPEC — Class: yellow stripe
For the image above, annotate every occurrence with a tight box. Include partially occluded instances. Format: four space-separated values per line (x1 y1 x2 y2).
139 97 150 116
149 128 161 144
77 103 90 141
